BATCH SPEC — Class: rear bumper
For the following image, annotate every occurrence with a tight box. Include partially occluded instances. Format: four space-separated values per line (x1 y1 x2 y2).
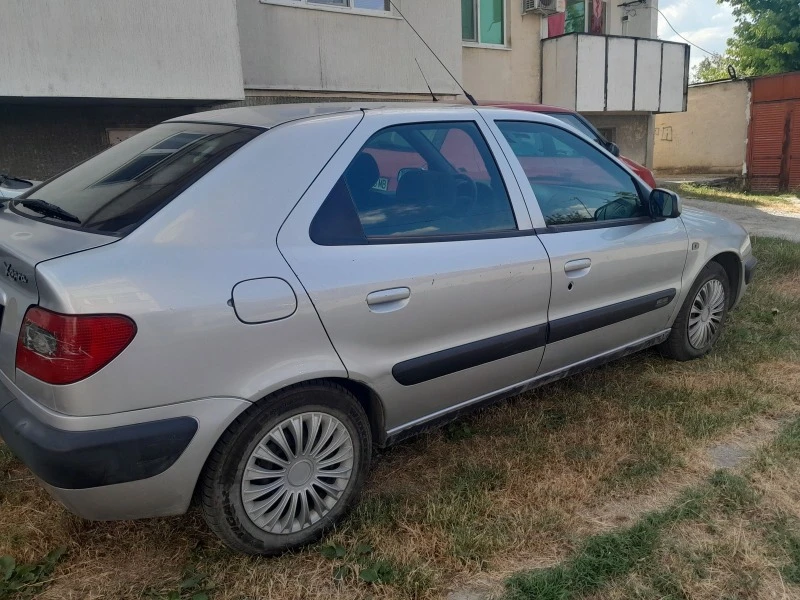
0 375 250 520
0 393 197 489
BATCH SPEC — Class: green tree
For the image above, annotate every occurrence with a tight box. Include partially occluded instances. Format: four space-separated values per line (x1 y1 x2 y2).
692 55 733 83
720 0 800 76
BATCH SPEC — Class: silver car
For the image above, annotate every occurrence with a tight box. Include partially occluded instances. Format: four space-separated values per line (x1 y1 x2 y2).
0 104 756 555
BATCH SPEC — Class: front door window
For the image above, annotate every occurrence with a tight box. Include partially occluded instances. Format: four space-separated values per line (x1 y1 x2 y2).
495 121 646 227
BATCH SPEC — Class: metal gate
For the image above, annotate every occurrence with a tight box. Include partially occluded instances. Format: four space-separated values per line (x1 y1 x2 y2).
747 73 800 192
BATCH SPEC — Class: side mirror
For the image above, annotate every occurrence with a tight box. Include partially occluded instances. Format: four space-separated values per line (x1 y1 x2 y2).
649 188 682 219
607 142 621 157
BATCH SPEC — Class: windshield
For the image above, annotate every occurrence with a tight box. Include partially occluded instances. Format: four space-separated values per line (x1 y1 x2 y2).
545 113 602 143
13 122 261 235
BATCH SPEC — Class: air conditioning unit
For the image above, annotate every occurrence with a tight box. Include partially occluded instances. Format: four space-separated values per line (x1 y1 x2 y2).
522 0 566 15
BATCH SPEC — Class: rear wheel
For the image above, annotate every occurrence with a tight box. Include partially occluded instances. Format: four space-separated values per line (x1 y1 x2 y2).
661 262 730 361
200 381 371 555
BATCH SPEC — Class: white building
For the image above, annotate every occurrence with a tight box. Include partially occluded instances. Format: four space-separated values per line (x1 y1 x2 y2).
0 0 688 178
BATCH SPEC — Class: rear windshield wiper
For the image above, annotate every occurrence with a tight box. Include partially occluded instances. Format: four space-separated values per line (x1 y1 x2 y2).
13 198 81 224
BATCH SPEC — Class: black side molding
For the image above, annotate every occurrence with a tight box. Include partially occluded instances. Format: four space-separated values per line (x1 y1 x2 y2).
385 330 670 445
744 255 758 285
548 289 676 344
393 324 547 386
392 290 676 387
0 392 197 490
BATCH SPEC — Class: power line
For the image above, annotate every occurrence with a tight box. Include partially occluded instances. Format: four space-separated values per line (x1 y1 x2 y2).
644 5 721 58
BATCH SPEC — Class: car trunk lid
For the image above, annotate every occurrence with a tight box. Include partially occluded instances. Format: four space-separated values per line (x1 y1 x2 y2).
0 205 117 383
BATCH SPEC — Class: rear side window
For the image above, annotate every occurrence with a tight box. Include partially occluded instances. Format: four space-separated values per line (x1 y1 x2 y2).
13 123 261 235
311 121 517 243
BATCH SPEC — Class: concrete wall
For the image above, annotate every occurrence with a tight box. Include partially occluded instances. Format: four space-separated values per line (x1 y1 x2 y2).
462 9 544 102
0 104 202 180
653 80 750 174
0 0 244 101
238 0 461 96
1 93 426 180
585 113 655 167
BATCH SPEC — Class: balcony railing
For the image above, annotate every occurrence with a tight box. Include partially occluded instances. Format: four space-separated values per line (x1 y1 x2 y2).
542 34 690 113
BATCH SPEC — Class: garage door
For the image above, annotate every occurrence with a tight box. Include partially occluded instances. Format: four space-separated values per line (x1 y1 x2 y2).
748 73 800 193
790 102 800 191
748 102 788 192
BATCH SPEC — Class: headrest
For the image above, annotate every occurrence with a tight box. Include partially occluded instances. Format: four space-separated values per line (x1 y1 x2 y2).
345 153 380 193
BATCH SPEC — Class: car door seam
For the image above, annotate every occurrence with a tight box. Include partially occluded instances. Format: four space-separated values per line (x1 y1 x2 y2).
274 110 367 379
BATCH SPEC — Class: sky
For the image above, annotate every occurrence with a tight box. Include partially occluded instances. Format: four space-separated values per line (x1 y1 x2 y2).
657 0 737 74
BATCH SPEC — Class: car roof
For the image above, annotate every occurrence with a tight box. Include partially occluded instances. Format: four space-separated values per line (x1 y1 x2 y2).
483 101 575 114
168 102 476 129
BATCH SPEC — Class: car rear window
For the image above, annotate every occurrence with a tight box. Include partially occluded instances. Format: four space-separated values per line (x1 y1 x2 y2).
13 122 262 235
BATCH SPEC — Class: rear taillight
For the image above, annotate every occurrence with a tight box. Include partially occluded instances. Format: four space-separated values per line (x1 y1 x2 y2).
16 307 136 385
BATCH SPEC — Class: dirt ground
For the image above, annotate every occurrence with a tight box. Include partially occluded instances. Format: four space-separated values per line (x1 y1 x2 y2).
683 198 800 243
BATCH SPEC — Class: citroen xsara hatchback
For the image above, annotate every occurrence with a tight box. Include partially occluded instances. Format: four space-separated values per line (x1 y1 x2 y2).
0 104 756 555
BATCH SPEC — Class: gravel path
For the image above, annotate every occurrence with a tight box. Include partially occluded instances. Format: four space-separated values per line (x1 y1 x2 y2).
684 197 800 242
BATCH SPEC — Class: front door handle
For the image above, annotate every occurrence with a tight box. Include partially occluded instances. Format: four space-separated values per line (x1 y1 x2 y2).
366 287 411 313
565 258 592 277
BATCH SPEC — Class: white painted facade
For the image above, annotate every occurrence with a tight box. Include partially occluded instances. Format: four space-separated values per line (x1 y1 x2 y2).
542 34 689 113
0 0 244 101
237 0 462 96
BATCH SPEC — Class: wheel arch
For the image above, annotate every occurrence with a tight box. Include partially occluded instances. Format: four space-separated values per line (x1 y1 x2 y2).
193 376 388 510
247 377 387 447
326 378 388 447
709 251 742 308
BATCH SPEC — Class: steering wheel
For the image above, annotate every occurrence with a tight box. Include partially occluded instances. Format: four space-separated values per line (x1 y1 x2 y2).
595 197 637 221
453 173 478 214
541 191 593 224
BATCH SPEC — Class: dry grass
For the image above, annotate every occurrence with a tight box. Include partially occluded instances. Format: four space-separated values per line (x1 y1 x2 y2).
664 183 800 215
775 274 800 299
0 237 797 599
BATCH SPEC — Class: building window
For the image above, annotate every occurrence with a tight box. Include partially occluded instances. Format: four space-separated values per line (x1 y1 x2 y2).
285 0 390 11
564 0 586 33
462 0 505 45
549 0 605 37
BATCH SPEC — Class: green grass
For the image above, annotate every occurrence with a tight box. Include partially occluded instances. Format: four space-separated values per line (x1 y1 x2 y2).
425 463 510 565
662 182 800 211
504 479 713 600
504 417 800 600
0 548 66 599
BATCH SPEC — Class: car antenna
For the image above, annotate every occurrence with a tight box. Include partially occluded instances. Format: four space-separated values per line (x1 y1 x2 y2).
415 58 438 102
388 0 478 106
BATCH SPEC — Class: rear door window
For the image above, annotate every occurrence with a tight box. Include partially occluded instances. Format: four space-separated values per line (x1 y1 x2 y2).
311 121 517 243
12 122 261 235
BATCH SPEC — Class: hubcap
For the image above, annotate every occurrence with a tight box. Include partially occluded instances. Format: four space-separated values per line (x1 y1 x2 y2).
688 279 726 349
241 412 354 535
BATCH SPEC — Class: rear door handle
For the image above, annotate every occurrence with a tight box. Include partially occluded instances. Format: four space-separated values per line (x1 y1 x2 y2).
366 287 411 312
565 258 592 277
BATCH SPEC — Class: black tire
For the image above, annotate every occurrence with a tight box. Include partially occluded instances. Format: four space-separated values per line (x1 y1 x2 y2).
199 380 371 555
660 261 731 361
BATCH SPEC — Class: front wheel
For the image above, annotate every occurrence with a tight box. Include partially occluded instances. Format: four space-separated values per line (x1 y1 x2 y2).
661 262 731 361
199 381 372 555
